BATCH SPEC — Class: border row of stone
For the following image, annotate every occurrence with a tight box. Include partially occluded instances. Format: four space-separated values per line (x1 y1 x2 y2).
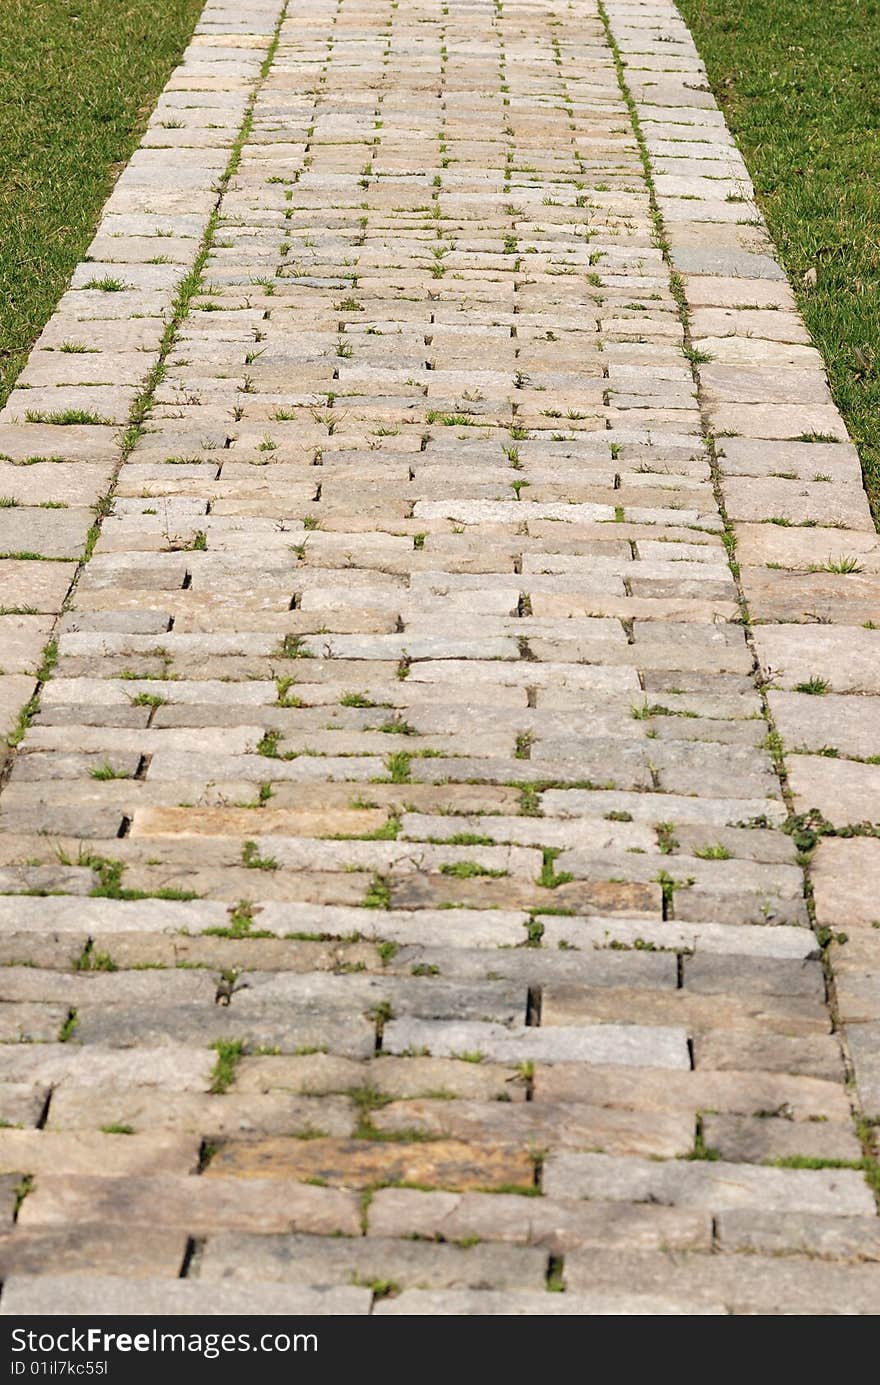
0 0 287 753
604 0 880 1126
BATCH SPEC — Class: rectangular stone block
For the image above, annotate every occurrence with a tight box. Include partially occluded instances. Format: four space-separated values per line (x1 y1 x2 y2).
0 1275 370 1316
542 1152 874 1215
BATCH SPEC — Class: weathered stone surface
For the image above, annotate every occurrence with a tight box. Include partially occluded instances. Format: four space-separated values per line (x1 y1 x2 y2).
532 1065 852 1123
695 1031 844 1081
0 1275 370 1316
683 953 825 999
716 1209 880 1261
755 627 880 694
541 984 825 1036
769 691 880 761
383 1020 690 1069
0 1226 187 1279
0 1129 200 1177
812 837 880 930
233 1053 366 1095
45 1088 355 1138
701 1114 862 1164
0 0 874 1310
367 1188 711 1253
371 1097 693 1159
847 1024 880 1118
130 806 390 838
0 1176 18 1226
0 561 76 614
563 1248 880 1315
0 1084 49 1128
542 1153 875 1215
374 1289 727 1315
70 1000 377 1058
0 677 37 741
787 757 880 827
538 915 815 960
0 1045 213 1092
195 1233 547 1289
18 1174 361 1236
0 510 91 559
204 1138 534 1191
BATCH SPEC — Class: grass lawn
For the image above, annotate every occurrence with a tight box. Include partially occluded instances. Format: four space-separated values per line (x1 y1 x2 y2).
677 0 880 527
0 0 204 409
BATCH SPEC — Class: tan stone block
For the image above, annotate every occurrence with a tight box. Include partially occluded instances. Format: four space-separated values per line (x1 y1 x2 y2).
812 838 880 929
19 1174 361 1236
204 1137 534 1190
787 756 880 827
0 561 77 613
371 1097 693 1159
0 1129 200 1177
0 617 54 675
130 806 389 838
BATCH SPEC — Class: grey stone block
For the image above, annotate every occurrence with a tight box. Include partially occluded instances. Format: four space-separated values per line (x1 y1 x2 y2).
0 1274 369 1316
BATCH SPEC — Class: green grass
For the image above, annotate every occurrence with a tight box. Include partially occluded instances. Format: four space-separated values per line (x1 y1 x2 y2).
438 861 509 879
0 0 204 407
794 676 830 696
89 761 131 781
363 874 391 909
209 1039 244 1095
677 0 880 525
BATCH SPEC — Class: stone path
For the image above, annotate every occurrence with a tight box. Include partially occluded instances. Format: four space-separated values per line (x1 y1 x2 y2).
0 0 877 1316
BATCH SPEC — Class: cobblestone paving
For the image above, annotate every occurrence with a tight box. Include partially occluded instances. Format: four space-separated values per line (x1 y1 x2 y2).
0 0 878 1316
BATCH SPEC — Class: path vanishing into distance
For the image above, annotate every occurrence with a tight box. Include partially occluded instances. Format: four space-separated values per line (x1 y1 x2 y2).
0 0 878 1316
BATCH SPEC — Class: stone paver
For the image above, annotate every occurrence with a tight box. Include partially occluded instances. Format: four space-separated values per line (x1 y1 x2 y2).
0 0 876 1317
